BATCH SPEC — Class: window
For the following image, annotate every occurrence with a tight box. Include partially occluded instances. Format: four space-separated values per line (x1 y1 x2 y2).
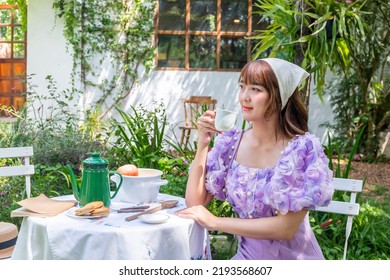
156 0 267 71
0 4 27 116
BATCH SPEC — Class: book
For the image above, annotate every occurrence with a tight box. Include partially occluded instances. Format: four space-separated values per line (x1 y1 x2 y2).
11 193 77 218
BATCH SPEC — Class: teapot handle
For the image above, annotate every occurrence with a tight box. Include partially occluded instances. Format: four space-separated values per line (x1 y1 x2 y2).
109 171 123 199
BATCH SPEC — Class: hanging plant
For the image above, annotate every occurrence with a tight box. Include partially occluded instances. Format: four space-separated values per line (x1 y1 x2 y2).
52 0 157 119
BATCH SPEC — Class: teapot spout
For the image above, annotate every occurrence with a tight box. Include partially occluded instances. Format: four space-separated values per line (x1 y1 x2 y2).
66 164 80 201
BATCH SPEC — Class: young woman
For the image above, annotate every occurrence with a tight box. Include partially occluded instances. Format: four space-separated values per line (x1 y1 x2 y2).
176 58 334 260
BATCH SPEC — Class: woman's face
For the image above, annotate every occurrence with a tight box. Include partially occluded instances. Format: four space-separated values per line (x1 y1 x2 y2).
238 81 271 122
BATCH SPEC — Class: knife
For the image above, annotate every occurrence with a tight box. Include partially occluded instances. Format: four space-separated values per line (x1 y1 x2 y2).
125 200 178 222
117 205 150 213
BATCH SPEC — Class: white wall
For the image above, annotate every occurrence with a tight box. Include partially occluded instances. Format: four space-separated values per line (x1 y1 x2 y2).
308 91 334 143
27 0 334 145
128 70 243 145
27 0 73 97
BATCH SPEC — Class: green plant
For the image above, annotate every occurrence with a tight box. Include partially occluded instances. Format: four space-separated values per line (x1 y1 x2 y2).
165 131 197 163
4 76 108 170
157 156 189 197
0 182 22 226
324 125 366 178
252 0 390 160
206 200 237 260
209 234 238 260
333 0 390 160
0 0 27 31
251 0 366 106
324 60 390 160
1 76 108 226
108 101 173 169
52 0 157 119
160 173 187 198
0 120 20 148
32 164 72 197
0 156 26 225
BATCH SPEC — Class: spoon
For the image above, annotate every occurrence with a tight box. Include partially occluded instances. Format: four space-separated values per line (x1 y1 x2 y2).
125 200 179 222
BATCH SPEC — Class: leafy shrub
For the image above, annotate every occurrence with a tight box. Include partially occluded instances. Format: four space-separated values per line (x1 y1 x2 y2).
1 76 109 224
31 128 106 171
0 175 25 225
108 101 173 169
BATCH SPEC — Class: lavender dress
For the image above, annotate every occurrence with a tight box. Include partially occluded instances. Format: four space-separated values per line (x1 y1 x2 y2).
205 128 334 260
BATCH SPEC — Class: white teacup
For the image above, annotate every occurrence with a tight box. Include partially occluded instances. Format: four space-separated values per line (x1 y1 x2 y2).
215 108 237 132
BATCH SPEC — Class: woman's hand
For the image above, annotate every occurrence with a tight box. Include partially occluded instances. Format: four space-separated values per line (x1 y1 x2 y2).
196 110 220 146
176 205 218 231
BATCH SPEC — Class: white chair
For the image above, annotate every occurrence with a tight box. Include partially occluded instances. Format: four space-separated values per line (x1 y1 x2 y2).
0 146 34 198
0 147 34 259
315 177 363 260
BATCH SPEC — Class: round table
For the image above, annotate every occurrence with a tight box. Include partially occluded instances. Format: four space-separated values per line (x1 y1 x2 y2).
11 193 210 260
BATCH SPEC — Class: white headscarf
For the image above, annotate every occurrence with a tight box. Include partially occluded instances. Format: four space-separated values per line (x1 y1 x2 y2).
261 58 310 109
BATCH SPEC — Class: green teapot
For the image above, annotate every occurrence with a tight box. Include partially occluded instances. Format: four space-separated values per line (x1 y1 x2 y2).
67 152 123 207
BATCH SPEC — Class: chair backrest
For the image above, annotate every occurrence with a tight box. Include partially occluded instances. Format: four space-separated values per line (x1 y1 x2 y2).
0 147 34 198
181 96 217 128
315 177 363 260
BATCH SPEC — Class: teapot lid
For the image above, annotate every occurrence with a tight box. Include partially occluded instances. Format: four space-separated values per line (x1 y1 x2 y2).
83 152 108 168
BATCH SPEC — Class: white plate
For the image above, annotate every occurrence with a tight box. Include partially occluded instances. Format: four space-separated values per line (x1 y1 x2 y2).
138 213 169 224
65 209 109 219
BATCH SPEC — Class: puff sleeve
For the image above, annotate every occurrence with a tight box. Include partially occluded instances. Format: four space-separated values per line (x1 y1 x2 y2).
204 128 239 200
263 133 334 215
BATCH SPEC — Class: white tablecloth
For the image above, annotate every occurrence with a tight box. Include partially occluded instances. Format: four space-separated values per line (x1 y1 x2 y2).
11 193 210 260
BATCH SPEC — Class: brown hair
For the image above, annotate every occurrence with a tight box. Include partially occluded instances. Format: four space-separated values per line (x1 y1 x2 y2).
239 60 308 138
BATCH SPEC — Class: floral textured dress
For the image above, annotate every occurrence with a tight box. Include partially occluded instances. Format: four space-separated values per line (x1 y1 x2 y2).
205 128 334 260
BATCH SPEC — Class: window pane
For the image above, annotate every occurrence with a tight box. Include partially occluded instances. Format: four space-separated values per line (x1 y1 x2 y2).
158 35 185 68
0 26 11 41
190 0 217 31
252 12 269 32
220 37 247 70
0 9 10 24
14 26 25 41
189 35 216 69
0 42 11 58
13 43 24 58
14 8 21 23
159 0 186 31
221 0 248 32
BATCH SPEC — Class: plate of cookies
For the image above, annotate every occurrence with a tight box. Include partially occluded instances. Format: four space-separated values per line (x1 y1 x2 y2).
66 201 110 219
